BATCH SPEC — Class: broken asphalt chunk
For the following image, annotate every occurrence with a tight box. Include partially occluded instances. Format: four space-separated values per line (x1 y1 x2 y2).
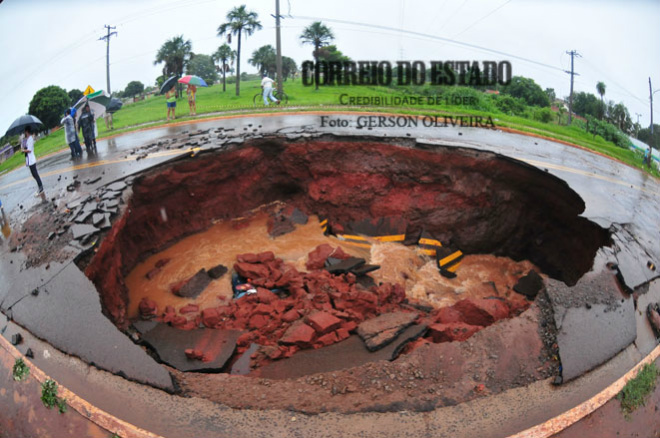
357 312 419 351
208 264 228 279
71 224 99 240
513 270 544 299
174 269 212 298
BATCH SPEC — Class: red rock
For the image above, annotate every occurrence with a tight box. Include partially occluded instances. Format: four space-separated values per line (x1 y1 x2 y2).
236 332 253 347
315 331 339 347
234 262 270 280
427 322 483 342
306 312 343 335
280 322 317 347
248 314 269 330
331 246 351 260
179 304 199 314
169 278 188 295
155 258 171 268
434 306 463 323
336 328 350 341
256 251 275 263
340 320 358 332
138 298 158 319
202 308 222 327
375 283 406 304
145 267 161 280
306 244 335 270
453 298 510 326
237 253 259 263
252 303 274 315
170 316 187 327
282 309 301 323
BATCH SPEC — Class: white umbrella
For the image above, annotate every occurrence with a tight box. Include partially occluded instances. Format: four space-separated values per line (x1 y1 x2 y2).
73 90 110 123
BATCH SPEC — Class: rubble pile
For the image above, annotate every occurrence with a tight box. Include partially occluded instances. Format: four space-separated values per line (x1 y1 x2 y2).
137 244 528 372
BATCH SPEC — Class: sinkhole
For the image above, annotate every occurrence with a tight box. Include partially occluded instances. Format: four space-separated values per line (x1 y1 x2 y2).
84 134 610 413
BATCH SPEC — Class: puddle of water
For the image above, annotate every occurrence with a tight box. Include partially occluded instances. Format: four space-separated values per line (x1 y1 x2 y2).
126 209 533 318
125 211 369 318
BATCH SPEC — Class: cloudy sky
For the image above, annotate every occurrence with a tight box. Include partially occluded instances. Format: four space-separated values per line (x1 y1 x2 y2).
1 0 658 131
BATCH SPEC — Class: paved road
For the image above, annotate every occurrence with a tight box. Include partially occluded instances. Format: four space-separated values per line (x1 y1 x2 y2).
0 112 658 438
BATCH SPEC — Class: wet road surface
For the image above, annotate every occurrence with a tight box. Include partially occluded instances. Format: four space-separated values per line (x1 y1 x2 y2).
0 112 659 438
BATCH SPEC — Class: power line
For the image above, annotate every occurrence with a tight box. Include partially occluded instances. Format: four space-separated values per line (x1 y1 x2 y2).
452 0 513 39
290 15 565 73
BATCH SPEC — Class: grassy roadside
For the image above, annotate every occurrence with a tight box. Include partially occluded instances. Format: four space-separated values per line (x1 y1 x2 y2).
2 79 657 178
616 362 660 417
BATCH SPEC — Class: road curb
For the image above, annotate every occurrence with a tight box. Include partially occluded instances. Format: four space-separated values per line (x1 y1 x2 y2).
0 334 164 438
2 324 659 438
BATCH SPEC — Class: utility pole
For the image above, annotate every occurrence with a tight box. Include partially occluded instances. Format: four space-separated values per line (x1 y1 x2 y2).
99 25 117 94
564 50 581 125
650 77 654 137
635 112 642 138
274 0 283 95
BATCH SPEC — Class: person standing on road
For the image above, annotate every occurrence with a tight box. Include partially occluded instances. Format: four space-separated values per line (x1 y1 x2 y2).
166 87 177 121
21 126 44 197
261 74 279 106
187 84 197 116
61 109 82 159
78 104 97 152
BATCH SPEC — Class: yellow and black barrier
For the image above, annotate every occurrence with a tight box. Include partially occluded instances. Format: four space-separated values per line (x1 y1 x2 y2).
319 218 463 277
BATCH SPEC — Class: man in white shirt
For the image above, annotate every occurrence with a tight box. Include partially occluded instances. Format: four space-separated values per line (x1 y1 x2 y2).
21 126 44 196
261 74 280 106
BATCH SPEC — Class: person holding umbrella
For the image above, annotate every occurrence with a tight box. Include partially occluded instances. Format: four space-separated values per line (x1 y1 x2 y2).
21 126 44 197
166 87 177 121
61 108 82 159
78 104 97 152
187 84 197 116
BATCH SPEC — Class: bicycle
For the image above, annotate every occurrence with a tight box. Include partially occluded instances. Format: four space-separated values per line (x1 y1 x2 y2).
253 88 289 106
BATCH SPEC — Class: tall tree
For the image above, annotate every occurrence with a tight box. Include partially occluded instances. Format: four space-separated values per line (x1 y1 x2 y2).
213 44 236 92
300 21 334 90
124 81 144 98
249 45 276 76
29 85 70 130
281 56 298 81
68 89 84 106
217 5 262 96
501 76 550 107
596 81 606 120
154 35 193 96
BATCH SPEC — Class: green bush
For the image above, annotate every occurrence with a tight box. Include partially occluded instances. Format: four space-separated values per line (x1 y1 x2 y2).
584 116 631 149
493 94 527 116
533 107 554 123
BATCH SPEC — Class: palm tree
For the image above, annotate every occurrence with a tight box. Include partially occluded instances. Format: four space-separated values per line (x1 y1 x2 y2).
300 21 334 90
213 44 236 92
596 81 606 120
217 5 262 96
249 45 276 76
154 36 193 96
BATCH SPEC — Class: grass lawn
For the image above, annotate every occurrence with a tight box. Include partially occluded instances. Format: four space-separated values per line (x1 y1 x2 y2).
2 79 657 178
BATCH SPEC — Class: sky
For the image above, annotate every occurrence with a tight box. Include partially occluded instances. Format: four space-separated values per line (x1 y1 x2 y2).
1 0 659 132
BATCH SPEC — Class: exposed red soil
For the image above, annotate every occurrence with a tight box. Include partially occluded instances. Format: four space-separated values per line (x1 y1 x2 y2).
86 136 608 327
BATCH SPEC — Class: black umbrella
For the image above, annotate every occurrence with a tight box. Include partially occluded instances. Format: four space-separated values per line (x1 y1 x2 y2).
5 114 44 136
107 98 123 114
160 76 178 95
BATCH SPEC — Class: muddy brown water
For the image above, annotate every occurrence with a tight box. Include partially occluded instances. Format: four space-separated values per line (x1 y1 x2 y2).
126 207 532 319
